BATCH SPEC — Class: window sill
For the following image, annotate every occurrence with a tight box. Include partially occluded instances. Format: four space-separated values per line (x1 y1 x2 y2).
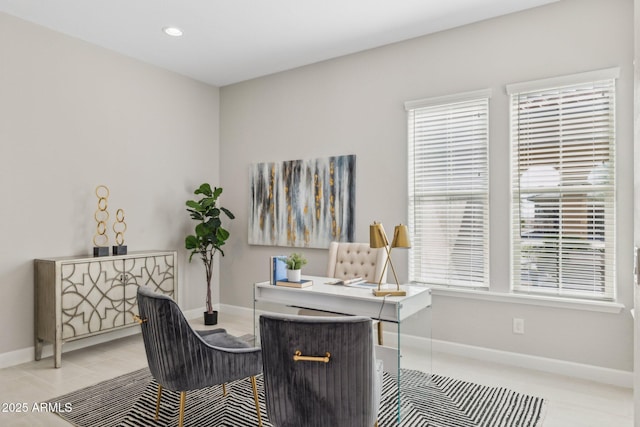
427 285 625 314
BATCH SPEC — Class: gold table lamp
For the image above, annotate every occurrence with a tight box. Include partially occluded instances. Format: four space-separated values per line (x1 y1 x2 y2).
369 222 410 297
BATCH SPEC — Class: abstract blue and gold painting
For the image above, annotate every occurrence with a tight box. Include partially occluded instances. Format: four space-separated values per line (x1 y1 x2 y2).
249 155 355 248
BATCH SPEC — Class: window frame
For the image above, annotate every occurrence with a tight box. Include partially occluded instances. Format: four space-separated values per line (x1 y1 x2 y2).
405 89 491 290
507 68 618 301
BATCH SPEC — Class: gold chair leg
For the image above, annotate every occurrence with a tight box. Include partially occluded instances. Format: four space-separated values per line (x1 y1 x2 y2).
251 376 263 427
178 391 186 427
377 322 384 346
155 384 163 420
222 383 227 396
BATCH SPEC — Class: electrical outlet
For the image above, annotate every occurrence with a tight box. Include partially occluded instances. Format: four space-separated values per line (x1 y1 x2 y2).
513 318 525 334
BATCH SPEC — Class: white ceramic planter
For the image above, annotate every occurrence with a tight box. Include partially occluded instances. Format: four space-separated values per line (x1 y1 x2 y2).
287 269 301 282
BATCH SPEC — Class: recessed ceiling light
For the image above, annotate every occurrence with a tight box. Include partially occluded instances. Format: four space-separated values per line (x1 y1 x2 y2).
163 27 183 37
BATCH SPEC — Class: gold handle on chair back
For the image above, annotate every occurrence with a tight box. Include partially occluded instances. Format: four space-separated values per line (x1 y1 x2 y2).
132 314 148 324
293 350 331 363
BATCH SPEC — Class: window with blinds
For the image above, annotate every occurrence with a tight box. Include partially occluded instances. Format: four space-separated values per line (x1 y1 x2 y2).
508 70 617 300
406 90 490 289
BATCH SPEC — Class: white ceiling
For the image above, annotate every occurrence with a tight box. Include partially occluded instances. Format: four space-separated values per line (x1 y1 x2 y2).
0 0 558 87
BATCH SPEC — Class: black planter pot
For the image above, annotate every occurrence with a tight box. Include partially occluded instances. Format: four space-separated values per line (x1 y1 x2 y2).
204 310 218 326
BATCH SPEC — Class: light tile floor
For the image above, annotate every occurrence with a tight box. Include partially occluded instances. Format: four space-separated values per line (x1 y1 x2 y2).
0 312 633 426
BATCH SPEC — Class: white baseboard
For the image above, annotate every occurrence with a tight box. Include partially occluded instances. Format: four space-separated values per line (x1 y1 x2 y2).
235 305 633 388
395 332 633 389
0 326 142 370
0 304 220 370
228 304 633 388
0 346 38 370
182 305 211 320
2 303 633 389
219 303 256 320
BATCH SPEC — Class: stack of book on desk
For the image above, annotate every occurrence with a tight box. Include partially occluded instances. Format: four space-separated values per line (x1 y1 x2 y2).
270 256 287 285
274 278 314 288
270 255 313 288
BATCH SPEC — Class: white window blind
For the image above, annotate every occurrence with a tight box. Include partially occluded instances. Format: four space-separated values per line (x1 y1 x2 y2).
509 73 616 300
406 91 490 288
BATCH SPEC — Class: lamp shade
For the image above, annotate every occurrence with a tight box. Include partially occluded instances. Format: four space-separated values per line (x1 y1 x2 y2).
391 224 411 248
369 222 389 248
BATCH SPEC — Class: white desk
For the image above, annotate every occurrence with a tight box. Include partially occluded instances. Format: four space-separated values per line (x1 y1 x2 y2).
253 275 432 425
254 275 430 322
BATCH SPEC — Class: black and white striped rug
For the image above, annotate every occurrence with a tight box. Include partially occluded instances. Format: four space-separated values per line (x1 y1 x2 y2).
48 368 544 427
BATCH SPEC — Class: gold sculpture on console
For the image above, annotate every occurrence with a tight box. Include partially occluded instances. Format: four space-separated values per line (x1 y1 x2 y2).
112 208 128 255
369 221 411 296
93 185 110 257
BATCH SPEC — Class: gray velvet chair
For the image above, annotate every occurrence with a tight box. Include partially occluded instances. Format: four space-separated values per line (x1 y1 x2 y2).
259 313 382 427
135 286 263 427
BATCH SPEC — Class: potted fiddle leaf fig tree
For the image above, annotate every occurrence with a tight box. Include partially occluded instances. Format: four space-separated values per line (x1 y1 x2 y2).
185 183 235 325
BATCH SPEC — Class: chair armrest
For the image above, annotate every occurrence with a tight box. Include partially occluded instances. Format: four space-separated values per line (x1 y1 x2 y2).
196 328 227 338
200 330 250 348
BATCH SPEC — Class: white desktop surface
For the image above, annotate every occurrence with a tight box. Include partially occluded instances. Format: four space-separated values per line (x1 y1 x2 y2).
254 275 431 323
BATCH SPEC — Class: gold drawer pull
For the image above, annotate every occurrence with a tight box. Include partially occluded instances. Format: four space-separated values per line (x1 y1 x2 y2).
293 350 330 363
133 314 147 324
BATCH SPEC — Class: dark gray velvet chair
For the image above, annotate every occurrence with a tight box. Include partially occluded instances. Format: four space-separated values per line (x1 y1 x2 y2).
259 313 382 427
135 286 263 427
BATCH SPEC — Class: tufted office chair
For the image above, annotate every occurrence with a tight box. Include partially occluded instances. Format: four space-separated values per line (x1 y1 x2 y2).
300 242 388 343
259 313 383 427
135 286 263 427
326 241 388 283
322 241 388 344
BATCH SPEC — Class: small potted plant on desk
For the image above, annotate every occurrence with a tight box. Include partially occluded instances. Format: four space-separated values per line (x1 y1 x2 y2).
285 252 307 282
185 183 235 325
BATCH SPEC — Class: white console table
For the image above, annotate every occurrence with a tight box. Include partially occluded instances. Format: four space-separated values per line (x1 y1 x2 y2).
253 276 431 424
34 250 177 368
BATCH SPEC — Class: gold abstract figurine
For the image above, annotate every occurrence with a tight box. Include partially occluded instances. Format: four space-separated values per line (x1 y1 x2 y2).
112 208 128 255
93 185 110 256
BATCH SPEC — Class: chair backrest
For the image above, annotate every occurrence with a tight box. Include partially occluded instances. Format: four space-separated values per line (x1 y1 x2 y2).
326 241 388 283
259 313 378 427
136 286 220 391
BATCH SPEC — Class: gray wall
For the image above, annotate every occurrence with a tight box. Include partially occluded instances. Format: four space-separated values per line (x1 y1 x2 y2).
0 13 221 355
1 0 634 373
220 0 635 371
